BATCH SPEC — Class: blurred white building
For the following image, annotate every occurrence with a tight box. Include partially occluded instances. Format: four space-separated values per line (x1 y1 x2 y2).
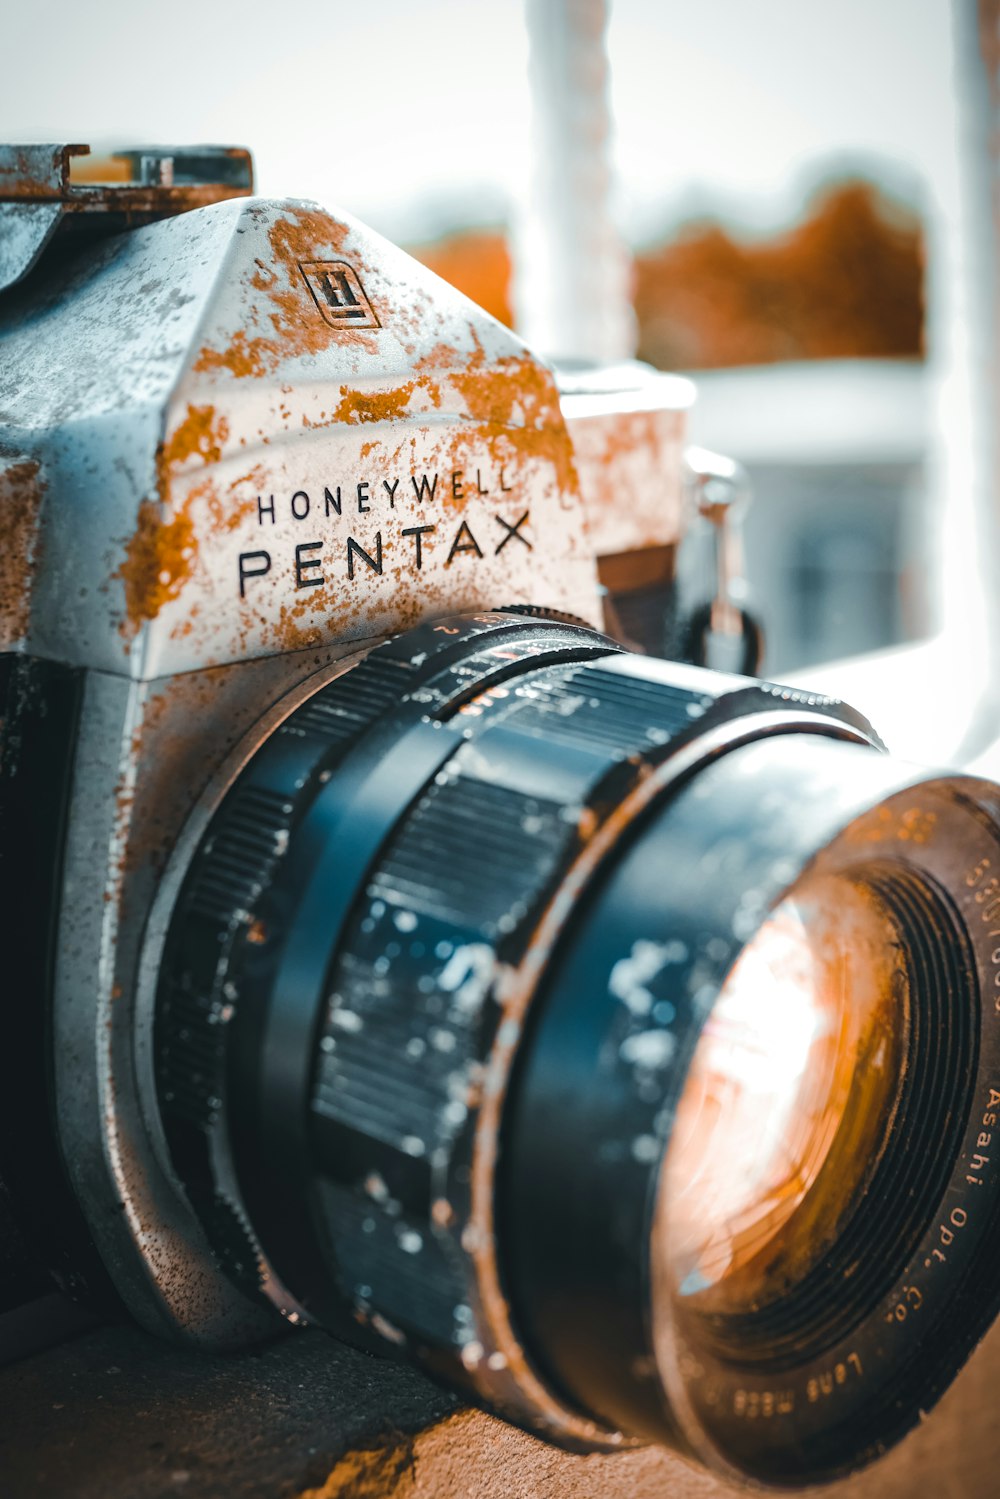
688 360 928 675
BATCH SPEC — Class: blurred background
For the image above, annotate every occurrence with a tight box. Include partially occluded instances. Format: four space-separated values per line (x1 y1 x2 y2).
2 0 990 684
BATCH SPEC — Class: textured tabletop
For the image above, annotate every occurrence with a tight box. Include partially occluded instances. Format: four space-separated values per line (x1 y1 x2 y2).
3 1309 1000 1499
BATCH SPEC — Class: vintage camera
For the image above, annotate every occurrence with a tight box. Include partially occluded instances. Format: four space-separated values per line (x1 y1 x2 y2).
4 142 1000 1491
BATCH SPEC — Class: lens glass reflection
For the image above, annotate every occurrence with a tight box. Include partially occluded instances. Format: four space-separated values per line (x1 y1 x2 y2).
660 871 908 1317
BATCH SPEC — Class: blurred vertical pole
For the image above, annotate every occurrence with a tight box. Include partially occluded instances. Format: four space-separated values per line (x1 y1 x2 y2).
970 0 1000 714
514 0 636 362
931 1 1000 757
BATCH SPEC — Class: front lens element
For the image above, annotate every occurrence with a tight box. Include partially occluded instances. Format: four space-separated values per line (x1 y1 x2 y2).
664 870 907 1318
502 733 994 1484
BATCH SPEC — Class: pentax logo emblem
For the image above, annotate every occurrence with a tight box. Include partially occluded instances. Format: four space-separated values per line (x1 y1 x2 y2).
299 261 380 330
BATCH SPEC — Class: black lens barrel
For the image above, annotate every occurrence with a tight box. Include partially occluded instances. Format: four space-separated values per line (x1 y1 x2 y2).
501 734 981 1451
153 613 1000 1482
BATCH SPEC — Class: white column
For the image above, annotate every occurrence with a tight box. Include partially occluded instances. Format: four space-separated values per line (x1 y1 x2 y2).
514 0 636 363
930 0 1000 758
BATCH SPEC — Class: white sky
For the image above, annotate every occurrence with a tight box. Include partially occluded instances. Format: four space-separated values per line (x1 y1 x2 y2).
0 0 956 244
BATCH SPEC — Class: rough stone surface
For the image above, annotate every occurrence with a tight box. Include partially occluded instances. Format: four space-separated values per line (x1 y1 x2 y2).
0 1323 457 1499
4 1314 1000 1497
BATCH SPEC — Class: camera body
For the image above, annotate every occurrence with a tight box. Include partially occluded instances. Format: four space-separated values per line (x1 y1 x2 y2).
9 146 1000 1493
0 144 690 1351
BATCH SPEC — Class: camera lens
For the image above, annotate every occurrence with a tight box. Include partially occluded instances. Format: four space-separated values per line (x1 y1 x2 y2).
154 612 1000 1487
663 869 910 1318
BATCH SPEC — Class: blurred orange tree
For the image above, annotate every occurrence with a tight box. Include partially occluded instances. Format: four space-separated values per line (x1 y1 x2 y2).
408 180 923 370
409 228 516 330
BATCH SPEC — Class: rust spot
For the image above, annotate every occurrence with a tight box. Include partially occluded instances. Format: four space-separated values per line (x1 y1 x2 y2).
0 455 45 646
194 207 380 381
113 655 287 895
117 498 197 637
334 382 417 425
331 371 443 428
116 404 256 638
159 402 230 471
416 332 581 507
195 328 267 381
566 402 686 555
592 408 671 474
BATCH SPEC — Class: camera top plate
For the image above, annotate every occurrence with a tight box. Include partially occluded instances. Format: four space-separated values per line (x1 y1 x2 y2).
0 143 255 293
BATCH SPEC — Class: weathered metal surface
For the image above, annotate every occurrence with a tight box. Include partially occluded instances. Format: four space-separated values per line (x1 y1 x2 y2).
0 143 253 203
49 645 378 1345
0 202 62 290
0 143 88 198
0 451 45 646
0 144 254 295
0 196 603 678
559 365 693 556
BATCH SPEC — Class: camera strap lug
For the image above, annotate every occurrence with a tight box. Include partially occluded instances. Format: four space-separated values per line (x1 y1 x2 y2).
682 445 764 675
